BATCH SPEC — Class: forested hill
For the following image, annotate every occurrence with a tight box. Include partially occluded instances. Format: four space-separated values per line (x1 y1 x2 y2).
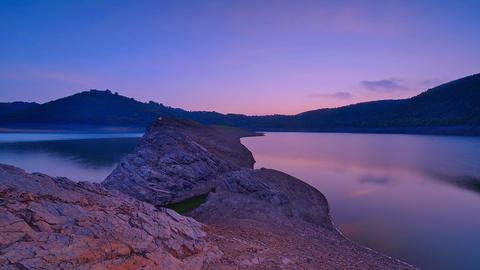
0 73 479 135
291 73 480 129
0 102 39 117
0 90 187 128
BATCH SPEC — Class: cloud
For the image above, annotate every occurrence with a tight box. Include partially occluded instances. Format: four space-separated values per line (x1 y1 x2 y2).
360 79 408 92
308 91 353 100
359 176 393 185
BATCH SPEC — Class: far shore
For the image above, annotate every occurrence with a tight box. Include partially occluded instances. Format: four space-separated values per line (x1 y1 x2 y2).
3 125 480 138
0 126 145 133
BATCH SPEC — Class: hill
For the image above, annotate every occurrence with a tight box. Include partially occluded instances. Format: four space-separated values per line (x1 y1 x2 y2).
0 102 39 117
0 73 479 135
0 89 251 130
294 73 480 129
0 90 185 129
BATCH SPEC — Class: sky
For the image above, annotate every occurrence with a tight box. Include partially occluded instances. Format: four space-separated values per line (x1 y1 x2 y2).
0 0 479 115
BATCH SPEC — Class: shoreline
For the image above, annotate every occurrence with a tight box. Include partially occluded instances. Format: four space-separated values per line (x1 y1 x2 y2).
0 118 417 269
105 118 417 269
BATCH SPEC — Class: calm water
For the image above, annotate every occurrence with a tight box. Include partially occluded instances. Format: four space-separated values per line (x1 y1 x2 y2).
242 133 480 270
1 132 479 269
0 133 142 182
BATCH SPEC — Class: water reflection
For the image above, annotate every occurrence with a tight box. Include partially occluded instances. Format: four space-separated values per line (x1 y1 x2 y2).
1 131 479 269
242 132 480 270
1 138 138 167
424 170 480 193
0 137 139 182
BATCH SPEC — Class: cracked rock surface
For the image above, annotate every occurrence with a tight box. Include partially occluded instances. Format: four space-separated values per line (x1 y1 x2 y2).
105 118 417 269
1 118 416 269
0 164 218 270
103 118 255 207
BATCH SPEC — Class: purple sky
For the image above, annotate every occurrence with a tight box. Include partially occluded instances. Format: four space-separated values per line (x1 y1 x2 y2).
1 0 479 115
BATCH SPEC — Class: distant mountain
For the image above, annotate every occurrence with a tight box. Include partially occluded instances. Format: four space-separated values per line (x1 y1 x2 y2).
0 73 479 135
0 102 39 117
0 89 250 130
205 73 480 134
0 90 186 129
294 73 480 129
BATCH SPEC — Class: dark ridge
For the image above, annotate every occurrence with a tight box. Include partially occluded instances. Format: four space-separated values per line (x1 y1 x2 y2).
1 73 479 135
0 101 39 117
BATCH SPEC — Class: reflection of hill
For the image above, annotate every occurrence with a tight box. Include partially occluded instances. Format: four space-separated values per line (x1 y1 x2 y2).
0 138 138 168
423 170 480 194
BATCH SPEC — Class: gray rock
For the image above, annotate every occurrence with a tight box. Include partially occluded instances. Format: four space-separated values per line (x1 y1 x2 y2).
192 168 333 230
104 118 333 229
103 118 255 206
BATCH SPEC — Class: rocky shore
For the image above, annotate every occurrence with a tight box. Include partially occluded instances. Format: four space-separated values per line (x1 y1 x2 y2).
0 118 416 269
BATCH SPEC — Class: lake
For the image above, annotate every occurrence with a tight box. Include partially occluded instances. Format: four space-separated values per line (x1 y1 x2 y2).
0 133 142 182
0 132 479 269
242 132 480 270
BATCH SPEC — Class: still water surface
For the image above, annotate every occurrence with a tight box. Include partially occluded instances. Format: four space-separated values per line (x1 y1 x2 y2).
242 133 480 270
0 132 479 269
0 133 142 181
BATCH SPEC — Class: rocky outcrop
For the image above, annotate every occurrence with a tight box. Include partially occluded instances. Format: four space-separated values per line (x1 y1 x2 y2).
0 164 218 270
0 117 416 269
103 118 416 269
103 118 256 207
191 168 417 269
191 168 332 230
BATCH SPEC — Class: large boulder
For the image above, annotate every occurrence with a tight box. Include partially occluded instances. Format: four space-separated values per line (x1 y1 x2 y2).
103 118 256 206
191 168 333 230
0 164 218 270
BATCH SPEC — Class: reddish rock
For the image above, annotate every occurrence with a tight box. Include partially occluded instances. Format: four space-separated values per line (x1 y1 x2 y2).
0 164 219 270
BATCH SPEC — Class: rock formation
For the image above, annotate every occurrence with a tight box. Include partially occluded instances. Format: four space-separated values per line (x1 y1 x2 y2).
0 164 218 270
0 118 416 269
103 118 255 207
103 118 416 269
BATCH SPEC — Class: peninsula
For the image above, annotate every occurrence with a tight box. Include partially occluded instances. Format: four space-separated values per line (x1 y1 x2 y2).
0 118 416 269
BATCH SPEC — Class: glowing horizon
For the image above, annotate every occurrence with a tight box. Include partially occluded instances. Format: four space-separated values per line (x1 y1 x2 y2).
1 1 479 115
